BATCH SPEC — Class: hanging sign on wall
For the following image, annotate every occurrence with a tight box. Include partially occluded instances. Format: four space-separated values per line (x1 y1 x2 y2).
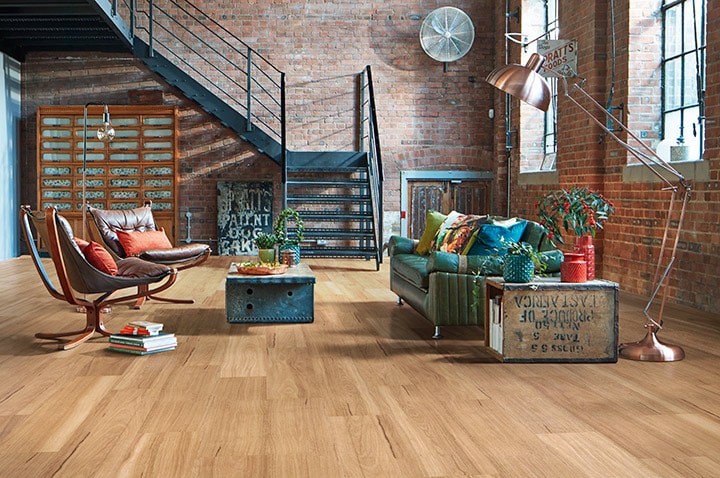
217 181 274 256
537 39 578 78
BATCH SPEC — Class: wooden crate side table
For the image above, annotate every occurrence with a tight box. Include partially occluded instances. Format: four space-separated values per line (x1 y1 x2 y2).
226 262 315 323
485 277 619 363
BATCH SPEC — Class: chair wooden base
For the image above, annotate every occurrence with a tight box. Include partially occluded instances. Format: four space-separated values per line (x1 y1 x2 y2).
35 305 112 350
132 284 195 309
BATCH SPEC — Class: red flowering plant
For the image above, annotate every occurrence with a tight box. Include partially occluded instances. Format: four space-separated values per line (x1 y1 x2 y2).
536 186 615 245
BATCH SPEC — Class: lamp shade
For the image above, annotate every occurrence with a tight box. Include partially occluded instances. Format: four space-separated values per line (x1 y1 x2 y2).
486 53 551 112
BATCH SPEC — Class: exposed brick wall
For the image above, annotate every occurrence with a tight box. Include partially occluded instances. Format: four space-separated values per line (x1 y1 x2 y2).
506 0 720 313
19 1 498 245
20 53 281 248
15 0 720 313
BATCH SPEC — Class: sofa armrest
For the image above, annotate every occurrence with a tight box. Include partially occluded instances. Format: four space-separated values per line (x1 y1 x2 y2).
388 235 418 256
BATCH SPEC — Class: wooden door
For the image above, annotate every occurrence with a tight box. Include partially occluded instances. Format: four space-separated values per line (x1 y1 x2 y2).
407 179 492 237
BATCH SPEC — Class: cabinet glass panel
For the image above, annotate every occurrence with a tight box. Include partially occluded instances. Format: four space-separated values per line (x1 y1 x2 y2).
38 106 178 241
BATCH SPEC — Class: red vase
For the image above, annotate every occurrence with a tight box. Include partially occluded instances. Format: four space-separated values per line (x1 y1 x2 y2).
561 253 587 283
574 235 595 280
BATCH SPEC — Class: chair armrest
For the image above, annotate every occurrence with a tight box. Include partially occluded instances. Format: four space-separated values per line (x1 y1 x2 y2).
388 235 418 256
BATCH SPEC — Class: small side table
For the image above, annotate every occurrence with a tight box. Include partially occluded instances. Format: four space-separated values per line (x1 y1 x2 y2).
226 262 315 323
485 277 619 363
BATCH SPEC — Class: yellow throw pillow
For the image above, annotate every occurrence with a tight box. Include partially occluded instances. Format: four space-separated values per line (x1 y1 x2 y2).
416 210 447 255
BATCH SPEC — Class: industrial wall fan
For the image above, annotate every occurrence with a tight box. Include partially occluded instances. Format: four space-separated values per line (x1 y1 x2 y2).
419 6 475 68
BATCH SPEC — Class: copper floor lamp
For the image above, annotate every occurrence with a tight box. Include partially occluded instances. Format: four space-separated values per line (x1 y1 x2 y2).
486 52 689 362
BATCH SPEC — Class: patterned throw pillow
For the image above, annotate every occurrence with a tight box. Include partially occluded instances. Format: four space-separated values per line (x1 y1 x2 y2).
416 210 447 255
430 211 464 253
437 214 488 254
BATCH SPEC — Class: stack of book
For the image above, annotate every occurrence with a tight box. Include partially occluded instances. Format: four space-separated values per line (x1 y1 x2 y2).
109 321 177 355
119 320 164 336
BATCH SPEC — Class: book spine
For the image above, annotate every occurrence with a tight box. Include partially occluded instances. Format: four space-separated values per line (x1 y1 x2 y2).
109 333 175 347
108 346 175 355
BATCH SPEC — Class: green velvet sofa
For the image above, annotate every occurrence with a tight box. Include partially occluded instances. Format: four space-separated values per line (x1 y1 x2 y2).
388 219 562 338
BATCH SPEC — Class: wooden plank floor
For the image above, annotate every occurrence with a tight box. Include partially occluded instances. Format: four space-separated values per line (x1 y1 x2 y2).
0 255 718 477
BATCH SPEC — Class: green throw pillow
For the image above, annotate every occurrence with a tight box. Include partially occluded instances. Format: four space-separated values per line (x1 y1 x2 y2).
415 210 447 255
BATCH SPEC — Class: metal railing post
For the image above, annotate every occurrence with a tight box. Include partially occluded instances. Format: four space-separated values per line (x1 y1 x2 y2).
246 47 253 132
148 0 154 57
129 0 135 35
281 72 287 209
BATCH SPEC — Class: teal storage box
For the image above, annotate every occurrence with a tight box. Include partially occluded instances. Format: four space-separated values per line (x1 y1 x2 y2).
226 263 315 323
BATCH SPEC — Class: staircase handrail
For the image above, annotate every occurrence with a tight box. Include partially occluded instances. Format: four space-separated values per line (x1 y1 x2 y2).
109 0 286 162
361 65 384 265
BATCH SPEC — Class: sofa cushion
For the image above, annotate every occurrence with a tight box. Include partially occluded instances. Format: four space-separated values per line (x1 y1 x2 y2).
427 249 564 275
427 251 505 276
416 210 447 256
116 228 173 256
437 214 488 254
469 219 527 256
391 253 430 290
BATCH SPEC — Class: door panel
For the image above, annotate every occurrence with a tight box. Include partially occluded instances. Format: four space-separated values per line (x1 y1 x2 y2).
407 179 492 237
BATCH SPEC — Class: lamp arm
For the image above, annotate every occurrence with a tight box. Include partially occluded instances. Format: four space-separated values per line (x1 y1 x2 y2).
544 68 688 190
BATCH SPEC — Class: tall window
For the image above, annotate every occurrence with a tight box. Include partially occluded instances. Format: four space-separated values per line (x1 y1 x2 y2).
540 0 559 170
662 0 706 161
519 0 558 172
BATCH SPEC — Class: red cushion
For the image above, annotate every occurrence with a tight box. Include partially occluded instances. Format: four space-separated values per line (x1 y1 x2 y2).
115 228 173 256
84 241 118 275
74 237 90 251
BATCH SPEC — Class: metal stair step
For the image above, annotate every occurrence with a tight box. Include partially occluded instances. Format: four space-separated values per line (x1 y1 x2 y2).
292 211 373 221
300 246 378 258
287 194 370 203
302 229 375 239
286 178 368 188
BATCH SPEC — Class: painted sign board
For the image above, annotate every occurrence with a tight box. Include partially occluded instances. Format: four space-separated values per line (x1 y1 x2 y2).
537 39 578 78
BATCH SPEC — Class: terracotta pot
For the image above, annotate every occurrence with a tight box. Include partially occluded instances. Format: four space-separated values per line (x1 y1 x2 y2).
574 235 595 280
561 252 587 283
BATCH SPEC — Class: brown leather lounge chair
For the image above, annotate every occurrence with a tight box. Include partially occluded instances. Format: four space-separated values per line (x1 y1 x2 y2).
87 201 211 309
21 206 178 350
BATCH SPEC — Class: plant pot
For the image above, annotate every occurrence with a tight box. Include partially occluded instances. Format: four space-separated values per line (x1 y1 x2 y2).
561 252 587 283
503 255 535 283
279 244 300 264
257 248 276 263
574 235 595 280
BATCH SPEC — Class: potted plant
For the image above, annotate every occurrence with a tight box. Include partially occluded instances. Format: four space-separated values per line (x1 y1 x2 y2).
502 241 546 283
536 186 615 245
254 231 279 263
273 208 304 264
537 186 615 280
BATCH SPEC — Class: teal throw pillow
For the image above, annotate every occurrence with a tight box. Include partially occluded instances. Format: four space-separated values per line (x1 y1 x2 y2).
469 219 528 256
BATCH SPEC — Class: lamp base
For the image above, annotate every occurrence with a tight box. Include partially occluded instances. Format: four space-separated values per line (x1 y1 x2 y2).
619 325 685 362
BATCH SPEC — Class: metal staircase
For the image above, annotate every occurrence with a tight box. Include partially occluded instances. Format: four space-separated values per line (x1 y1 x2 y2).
0 0 383 268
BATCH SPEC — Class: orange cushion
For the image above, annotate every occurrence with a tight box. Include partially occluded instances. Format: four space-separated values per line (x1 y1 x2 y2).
115 228 173 256
74 237 90 251
84 241 118 275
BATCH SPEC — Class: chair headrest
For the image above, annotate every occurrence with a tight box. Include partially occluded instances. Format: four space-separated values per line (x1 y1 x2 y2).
88 205 157 258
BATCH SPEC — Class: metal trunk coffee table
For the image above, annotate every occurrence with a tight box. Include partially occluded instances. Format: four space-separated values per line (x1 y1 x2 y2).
225 262 315 323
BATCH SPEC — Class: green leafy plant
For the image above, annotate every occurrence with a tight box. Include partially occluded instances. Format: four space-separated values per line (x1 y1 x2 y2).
254 232 279 249
506 241 547 273
273 208 305 245
536 186 615 245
